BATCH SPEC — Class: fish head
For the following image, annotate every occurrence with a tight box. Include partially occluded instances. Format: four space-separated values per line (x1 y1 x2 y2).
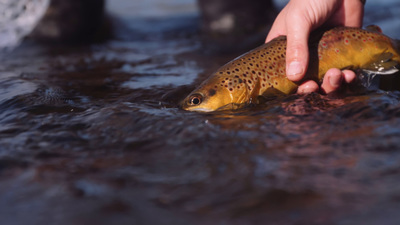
181 75 246 112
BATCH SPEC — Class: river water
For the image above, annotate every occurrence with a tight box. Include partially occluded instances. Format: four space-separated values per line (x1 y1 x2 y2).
1 0 400 224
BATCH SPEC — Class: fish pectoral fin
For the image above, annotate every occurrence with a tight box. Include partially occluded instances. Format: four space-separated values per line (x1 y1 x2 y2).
361 52 400 75
259 87 286 101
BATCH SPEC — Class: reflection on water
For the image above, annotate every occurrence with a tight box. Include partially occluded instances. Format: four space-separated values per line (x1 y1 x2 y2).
1 0 400 224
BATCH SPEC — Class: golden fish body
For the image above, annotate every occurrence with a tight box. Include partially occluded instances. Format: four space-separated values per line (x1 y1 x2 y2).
182 26 400 112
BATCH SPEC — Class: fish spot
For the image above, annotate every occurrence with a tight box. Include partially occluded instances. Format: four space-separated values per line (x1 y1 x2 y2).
238 79 243 83
208 89 216 96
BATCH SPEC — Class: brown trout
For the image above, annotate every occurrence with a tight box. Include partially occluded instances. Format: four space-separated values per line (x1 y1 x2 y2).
181 26 400 112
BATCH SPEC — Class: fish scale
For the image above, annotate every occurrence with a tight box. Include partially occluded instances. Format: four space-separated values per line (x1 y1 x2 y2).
182 26 400 112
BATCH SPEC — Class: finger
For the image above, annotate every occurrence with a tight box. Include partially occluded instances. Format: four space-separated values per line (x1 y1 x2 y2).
342 0 364 27
285 11 311 82
297 80 319 94
342 69 357 83
321 68 343 94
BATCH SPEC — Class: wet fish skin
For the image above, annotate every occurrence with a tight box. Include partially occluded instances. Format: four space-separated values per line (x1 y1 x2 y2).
182 26 400 112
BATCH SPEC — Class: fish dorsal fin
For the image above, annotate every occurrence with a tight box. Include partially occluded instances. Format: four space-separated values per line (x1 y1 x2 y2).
365 25 383 33
273 35 286 41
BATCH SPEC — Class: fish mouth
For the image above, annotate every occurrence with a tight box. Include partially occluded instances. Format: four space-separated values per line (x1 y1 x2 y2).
186 107 214 112
180 100 213 112
182 103 246 112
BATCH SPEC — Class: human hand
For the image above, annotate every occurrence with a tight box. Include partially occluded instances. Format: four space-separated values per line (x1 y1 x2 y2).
266 0 364 94
297 68 356 94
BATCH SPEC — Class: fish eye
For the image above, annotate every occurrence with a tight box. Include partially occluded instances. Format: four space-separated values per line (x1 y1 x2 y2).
189 94 203 106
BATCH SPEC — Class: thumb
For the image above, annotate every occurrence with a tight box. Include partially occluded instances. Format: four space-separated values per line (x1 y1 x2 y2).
285 16 311 82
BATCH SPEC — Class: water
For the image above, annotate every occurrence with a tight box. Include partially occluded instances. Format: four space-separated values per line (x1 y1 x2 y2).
1 0 400 224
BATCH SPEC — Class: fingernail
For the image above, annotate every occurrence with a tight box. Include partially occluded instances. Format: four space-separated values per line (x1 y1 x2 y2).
329 74 342 88
287 61 304 80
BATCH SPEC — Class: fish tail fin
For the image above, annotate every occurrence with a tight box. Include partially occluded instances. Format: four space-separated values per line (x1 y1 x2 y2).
358 51 400 89
361 52 400 75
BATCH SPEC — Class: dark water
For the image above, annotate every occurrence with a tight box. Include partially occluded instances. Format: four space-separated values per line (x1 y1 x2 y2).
1 0 400 224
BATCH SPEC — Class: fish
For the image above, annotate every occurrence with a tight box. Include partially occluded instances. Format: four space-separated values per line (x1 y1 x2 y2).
181 25 400 112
